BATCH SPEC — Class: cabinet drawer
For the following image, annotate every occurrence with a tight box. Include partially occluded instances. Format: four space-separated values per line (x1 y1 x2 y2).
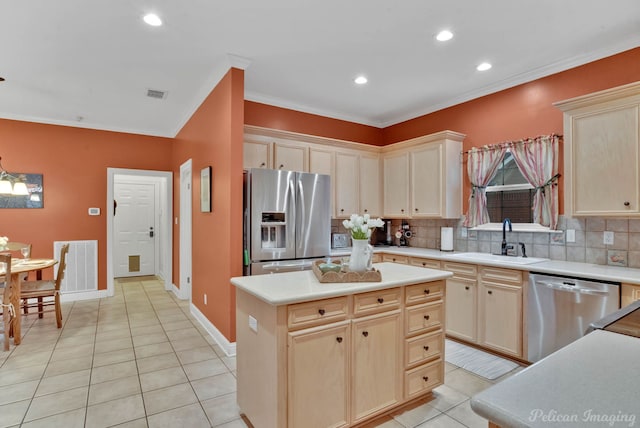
405 330 443 368
442 262 477 278
405 281 444 306
288 297 349 330
409 257 441 270
405 301 443 336
353 288 401 316
480 267 522 285
404 359 443 400
382 254 409 264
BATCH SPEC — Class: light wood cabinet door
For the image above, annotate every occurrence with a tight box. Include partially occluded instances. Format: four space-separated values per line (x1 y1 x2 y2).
410 143 442 217
288 321 351 428
274 142 307 172
309 147 335 217
445 277 478 342
383 152 410 218
335 152 359 218
359 154 382 217
479 281 522 357
571 106 640 215
352 311 402 424
243 141 271 169
621 283 640 308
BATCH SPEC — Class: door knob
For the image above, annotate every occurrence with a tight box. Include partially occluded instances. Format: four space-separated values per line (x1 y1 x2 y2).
149 227 154 238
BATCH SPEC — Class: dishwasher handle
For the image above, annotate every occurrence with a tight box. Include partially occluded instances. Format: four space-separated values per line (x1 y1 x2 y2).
538 281 611 296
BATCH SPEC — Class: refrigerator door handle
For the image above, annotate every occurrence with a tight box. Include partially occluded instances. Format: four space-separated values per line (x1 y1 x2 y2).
297 179 306 241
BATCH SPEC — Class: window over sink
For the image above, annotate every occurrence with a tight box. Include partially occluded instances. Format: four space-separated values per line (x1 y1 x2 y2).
485 152 534 223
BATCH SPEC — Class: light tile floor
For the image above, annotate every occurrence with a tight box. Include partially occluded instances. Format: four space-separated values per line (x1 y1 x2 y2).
0 277 521 428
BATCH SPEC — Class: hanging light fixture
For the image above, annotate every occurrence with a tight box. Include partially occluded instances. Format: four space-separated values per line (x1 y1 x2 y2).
0 156 28 196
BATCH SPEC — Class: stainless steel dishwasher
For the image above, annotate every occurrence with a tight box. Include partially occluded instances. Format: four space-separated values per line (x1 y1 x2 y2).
527 272 620 362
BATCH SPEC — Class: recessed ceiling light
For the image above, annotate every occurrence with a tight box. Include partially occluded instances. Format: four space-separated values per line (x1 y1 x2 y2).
143 13 162 26
436 30 454 42
354 76 368 85
476 62 492 71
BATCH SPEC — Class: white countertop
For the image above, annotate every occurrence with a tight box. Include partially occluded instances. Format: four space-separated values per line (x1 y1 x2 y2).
331 247 640 285
470 330 640 428
230 262 452 305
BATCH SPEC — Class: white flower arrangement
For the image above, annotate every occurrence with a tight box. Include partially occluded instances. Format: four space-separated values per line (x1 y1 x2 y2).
0 236 8 247
342 214 384 240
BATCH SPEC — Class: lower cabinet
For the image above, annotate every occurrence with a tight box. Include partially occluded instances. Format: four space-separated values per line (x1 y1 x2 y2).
351 311 402 423
442 262 478 343
621 283 640 307
288 322 351 428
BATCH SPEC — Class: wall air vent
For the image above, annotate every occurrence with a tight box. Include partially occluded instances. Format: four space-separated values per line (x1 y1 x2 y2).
146 89 167 100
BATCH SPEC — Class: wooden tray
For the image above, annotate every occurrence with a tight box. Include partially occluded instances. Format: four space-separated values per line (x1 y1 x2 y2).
312 260 381 283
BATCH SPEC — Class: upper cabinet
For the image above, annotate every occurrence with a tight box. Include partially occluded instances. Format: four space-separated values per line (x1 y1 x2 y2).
383 131 464 219
555 82 640 216
243 126 464 220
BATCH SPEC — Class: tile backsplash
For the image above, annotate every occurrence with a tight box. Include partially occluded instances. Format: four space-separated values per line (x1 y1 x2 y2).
331 216 640 269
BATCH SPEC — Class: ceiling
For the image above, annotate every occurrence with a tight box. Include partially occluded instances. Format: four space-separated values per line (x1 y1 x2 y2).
1 1 639 138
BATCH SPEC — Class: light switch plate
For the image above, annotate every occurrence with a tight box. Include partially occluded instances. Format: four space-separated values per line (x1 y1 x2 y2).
249 315 258 333
88 207 100 216
603 231 614 245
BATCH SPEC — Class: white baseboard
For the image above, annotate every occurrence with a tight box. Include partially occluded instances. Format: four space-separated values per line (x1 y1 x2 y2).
171 283 184 299
60 289 109 302
190 303 237 357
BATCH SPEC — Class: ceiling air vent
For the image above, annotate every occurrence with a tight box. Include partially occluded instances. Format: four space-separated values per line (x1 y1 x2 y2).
146 89 167 100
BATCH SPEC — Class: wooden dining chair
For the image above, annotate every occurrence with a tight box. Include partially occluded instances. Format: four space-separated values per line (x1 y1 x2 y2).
0 254 14 351
20 243 69 328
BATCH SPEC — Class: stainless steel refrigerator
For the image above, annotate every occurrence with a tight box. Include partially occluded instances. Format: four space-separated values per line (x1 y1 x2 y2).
243 168 331 275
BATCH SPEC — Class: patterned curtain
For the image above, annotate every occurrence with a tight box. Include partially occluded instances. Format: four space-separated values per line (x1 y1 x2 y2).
462 146 506 227
508 135 560 229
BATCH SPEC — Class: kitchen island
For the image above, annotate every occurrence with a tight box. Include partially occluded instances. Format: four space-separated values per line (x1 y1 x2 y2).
231 262 453 428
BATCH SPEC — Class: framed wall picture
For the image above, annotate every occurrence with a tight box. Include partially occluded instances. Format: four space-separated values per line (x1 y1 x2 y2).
200 166 212 212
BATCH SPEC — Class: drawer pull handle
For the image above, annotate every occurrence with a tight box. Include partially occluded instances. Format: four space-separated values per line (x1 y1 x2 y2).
362 331 369 337
336 336 343 343
318 309 325 315
377 297 384 304
424 315 430 321
422 376 429 382
424 289 430 294
423 346 429 351
465 286 470 290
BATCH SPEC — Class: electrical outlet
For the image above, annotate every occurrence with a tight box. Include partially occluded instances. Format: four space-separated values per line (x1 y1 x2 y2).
249 315 258 333
566 229 576 243
603 231 614 245
204 293 208 305
461 228 468 238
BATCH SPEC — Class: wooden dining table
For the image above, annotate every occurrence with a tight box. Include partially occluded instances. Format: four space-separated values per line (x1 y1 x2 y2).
5 258 56 345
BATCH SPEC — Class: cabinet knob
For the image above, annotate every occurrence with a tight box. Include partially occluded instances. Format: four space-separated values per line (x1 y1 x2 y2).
415 208 418 212
318 309 325 315
364 209 368 213
423 289 430 294
336 336 343 343
279 164 284 169
401 209 405 213
423 315 430 321
377 297 384 304
624 201 630 206
340 208 344 213
362 331 369 337
260 162 266 167
422 262 426 267
423 346 429 351
422 376 429 382
465 286 470 290
488 290 493 295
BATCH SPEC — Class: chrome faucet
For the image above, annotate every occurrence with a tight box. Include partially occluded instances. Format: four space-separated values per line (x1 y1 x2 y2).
501 218 512 255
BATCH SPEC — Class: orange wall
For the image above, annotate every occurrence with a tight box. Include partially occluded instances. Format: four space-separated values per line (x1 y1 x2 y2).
172 68 245 342
0 119 173 288
245 100 384 146
383 47 640 212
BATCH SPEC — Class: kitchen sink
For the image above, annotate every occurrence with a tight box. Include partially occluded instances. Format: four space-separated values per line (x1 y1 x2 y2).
447 252 549 265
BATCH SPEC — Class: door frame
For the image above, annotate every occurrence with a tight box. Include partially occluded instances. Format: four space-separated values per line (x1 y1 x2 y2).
107 168 173 297
179 159 193 301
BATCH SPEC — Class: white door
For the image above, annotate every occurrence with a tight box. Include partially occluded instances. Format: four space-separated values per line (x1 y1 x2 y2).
114 182 156 277
180 160 193 301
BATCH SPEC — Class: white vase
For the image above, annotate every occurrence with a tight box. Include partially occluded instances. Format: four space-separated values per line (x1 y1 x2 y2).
349 238 373 272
